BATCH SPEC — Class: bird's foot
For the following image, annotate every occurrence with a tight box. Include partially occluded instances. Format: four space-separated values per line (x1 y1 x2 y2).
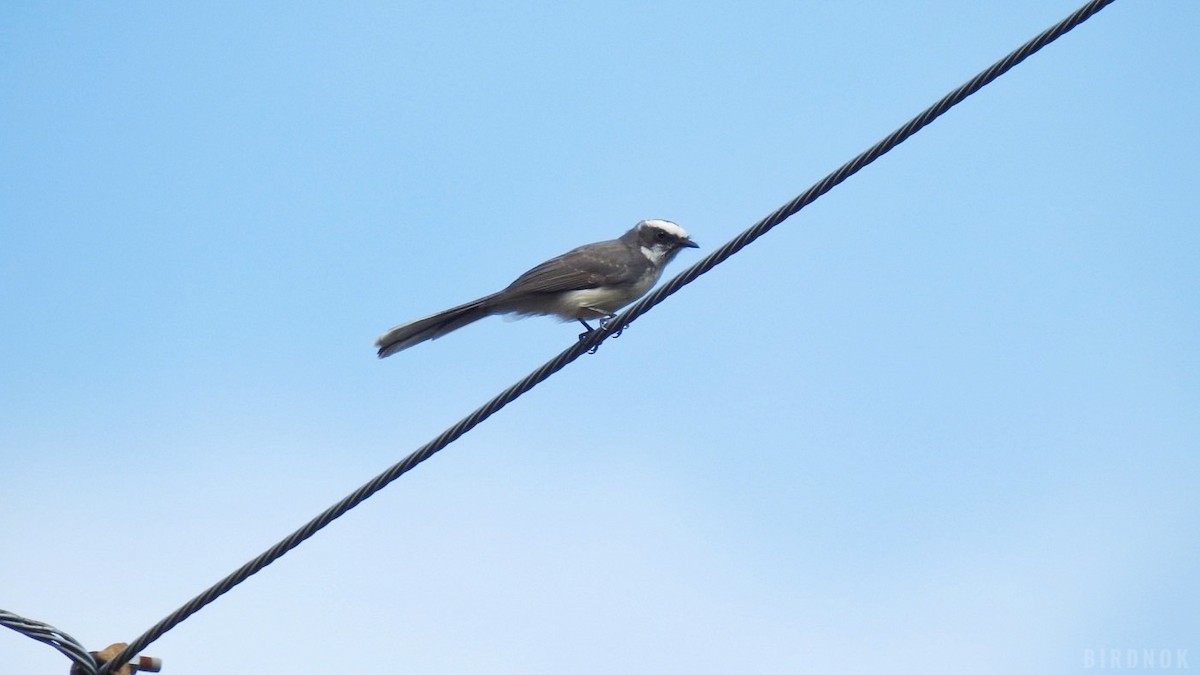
577 319 601 354
599 315 626 338
578 316 628 354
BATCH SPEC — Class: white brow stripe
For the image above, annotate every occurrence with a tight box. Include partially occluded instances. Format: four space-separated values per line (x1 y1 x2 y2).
640 219 689 240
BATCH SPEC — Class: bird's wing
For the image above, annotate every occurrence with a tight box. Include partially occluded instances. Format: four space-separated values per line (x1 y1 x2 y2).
502 240 636 295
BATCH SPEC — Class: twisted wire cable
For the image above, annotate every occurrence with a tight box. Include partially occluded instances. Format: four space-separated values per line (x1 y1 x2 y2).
606 0 1119 334
98 0 1117 672
1 609 97 675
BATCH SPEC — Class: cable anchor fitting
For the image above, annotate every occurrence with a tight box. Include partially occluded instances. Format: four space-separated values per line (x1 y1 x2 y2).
71 642 161 675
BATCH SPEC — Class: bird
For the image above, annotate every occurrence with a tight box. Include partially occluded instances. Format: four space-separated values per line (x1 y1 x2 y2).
374 219 699 358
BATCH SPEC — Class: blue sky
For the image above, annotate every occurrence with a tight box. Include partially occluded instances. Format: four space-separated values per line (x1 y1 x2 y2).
2 1 1197 673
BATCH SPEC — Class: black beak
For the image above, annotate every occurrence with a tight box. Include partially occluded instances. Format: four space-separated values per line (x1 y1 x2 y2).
682 238 699 248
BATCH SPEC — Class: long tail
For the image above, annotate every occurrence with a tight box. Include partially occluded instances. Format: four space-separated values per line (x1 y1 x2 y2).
374 294 500 358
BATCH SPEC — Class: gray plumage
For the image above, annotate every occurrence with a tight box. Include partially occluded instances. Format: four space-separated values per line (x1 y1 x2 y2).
375 219 697 358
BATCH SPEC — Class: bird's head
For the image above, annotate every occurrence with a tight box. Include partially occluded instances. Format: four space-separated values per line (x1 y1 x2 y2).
629 219 699 266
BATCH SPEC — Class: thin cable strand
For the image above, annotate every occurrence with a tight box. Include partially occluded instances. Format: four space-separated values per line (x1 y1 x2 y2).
98 1 1117 672
1 609 97 675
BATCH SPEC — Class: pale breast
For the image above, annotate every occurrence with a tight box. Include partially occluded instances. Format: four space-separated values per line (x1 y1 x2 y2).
551 267 661 319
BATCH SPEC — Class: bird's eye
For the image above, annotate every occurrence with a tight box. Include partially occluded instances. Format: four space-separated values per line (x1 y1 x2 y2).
656 231 667 241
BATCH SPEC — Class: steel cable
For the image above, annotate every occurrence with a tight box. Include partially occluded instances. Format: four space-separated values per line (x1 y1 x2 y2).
1 609 97 675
